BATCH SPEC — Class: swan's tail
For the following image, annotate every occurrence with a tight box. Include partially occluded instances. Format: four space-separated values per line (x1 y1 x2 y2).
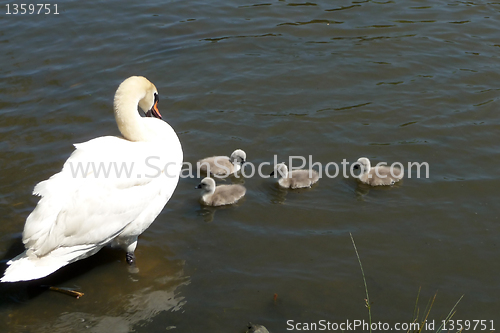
1 253 67 282
1 245 102 282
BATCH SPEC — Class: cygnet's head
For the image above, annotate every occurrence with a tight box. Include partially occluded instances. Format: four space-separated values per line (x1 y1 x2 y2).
246 323 269 333
230 149 246 164
195 177 216 193
115 76 161 119
270 162 288 178
353 157 371 174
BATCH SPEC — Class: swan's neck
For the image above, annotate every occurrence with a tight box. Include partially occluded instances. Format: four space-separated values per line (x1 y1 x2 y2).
363 164 371 174
114 89 148 142
202 188 215 201
279 166 288 179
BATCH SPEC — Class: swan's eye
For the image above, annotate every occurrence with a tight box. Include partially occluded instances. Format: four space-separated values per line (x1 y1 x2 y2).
154 92 159 103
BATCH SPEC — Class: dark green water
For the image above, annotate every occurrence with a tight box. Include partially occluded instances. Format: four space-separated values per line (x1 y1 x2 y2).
0 0 499 332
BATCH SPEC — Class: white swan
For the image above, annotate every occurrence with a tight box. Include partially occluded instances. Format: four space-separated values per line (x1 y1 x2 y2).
197 149 246 177
354 157 403 186
1 76 183 282
195 177 246 206
270 163 319 189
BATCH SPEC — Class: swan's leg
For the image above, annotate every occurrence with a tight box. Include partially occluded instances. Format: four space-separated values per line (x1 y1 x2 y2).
126 252 136 265
125 239 138 266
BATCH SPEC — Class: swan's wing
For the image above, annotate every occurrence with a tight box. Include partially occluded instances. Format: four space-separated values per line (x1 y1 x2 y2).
23 136 179 257
289 169 319 188
211 185 246 206
368 166 403 186
198 156 233 176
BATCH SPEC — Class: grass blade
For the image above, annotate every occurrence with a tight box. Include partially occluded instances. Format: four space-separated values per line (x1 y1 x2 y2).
350 233 372 333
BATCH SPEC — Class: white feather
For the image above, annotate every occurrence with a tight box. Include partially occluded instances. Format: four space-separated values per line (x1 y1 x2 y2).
2 76 183 282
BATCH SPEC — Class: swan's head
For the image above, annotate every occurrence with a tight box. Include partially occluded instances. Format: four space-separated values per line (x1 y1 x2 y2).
354 157 371 174
230 149 246 165
195 177 216 194
270 162 288 178
115 76 162 119
136 78 161 119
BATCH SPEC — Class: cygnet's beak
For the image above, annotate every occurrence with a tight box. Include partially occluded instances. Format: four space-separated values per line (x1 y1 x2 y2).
269 171 275 176
195 184 202 189
241 159 246 165
146 94 162 119
353 164 360 170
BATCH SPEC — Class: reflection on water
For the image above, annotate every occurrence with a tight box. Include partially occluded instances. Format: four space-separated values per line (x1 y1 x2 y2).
196 197 247 223
197 205 217 223
355 183 371 200
41 280 186 333
354 181 403 200
268 181 320 205
50 279 186 333
2 247 188 333
269 183 289 205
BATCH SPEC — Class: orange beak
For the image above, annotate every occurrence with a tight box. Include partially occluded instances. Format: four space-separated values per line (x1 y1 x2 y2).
150 100 162 119
146 93 162 119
